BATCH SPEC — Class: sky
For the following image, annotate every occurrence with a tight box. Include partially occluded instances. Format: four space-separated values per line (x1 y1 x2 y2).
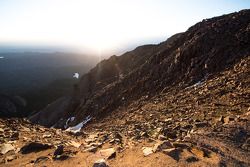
0 0 249 56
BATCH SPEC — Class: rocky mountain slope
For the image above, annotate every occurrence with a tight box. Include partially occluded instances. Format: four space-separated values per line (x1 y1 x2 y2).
31 9 250 127
1 9 250 167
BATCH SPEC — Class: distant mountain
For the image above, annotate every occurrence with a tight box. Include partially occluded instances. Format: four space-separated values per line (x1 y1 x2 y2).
0 52 98 94
0 52 99 115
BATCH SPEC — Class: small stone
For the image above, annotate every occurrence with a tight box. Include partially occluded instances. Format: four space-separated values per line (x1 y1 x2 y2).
194 122 208 128
162 148 182 161
153 140 173 152
164 118 172 123
223 116 235 124
158 135 168 141
140 131 148 137
22 127 31 132
85 146 98 152
172 142 191 149
93 159 108 167
11 132 19 140
142 147 153 156
183 133 191 141
54 145 64 156
0 143 15 154
165 131 177 139
38 127 46 132
42 133 51 138
5 155 17 162
186 156 199 163
182 124 193 130
23 137 28 142
217 116 224 123
98 148 116 159
34 156 49 164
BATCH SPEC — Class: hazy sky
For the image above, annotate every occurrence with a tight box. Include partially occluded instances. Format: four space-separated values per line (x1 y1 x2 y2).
0 0 249 55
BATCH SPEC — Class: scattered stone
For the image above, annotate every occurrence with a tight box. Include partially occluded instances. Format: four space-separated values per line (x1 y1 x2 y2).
182 124 193 130
22 137 28 142
241 138 250 151
150 128 162 138
142 147 153 156
0 143 15 154
98 148 116 159
93 159 108 167
54 145 64 156
22 127 31 132
34 156 49 164
194 122 208 128
10 132 19 140
20 142 53 154
223 116 235 124
165 131 177 139
153 140 173 152
162 148 182 161
164 118 172 122
183 133 191 141
42 133 52 138
186 156 199 163
158 135 168 141
140 131 148 137
5 155 17 162
53 148 77 161
15 147 20 154
85 146 98 152
53 154 70 161
172 142 191 149
217 116 224 123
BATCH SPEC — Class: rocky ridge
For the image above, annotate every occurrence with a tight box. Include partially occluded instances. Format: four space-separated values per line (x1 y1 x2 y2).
53 9 250 127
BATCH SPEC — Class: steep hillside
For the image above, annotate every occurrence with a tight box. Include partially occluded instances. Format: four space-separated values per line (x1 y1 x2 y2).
47 9 250 127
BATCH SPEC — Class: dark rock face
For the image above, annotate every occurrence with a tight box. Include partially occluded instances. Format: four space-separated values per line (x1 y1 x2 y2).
29 96 71 127
0 95 26 117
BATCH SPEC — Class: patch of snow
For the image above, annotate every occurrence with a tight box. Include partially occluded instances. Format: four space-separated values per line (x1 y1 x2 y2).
119 73 124 80
0 56 4 59
193 81 202 87
65 115 92 133
73 73 79 79
185 80 203 90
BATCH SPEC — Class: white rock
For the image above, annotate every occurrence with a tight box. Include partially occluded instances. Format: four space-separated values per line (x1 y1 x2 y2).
98 148 116 159
0 144 15 154
66 115 91 133
142 147 153 156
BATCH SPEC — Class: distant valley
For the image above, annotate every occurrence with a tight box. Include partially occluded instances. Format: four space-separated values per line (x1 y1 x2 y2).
0 52 99 114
